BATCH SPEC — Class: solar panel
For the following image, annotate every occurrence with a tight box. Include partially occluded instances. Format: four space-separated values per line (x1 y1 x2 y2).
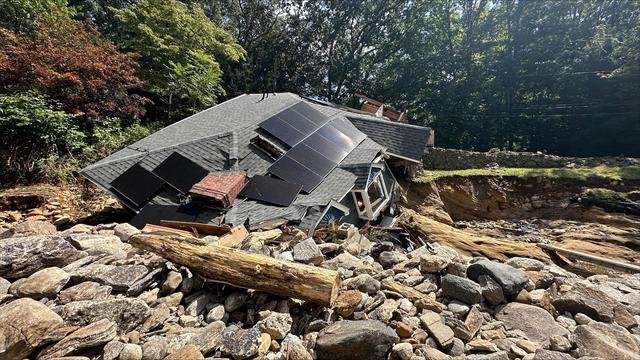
290 102 328 126
301 132 348 163
259 115 306 147
111 163 165 207
286 143 336 177
277 109 317 136
130 204 198 229
268 155 324 193
152 152 209 193
316 123 358 152
239 175 302 207
331 117 367 145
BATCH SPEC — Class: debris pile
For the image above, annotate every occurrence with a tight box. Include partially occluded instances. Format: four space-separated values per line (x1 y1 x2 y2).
0 219 639 360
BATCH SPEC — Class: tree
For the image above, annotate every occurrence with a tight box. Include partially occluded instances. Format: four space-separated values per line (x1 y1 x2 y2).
0 11 148 120
0 93 83 180
0 0 74 34
111 0 246 121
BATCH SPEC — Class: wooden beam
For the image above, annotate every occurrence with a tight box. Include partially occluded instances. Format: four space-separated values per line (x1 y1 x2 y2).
130 233 341 306
159 220 231 236
538 243 640 273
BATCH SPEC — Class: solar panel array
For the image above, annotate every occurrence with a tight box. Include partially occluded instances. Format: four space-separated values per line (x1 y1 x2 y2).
258 102 330 147
239 175 302 207
110 164 165 207
152 152 209 193
266 113 368 193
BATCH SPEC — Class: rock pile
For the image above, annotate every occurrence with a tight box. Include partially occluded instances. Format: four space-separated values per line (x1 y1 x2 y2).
0 219 639 360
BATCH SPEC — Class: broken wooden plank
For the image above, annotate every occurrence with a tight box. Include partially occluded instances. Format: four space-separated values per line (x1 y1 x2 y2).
538 243 640 273
218 225 249 247
142 224 195 238
381 278 446 312
159 220 231 236
129 233 341 306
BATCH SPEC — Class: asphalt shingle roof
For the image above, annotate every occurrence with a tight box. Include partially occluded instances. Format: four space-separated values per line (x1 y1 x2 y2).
348 116 430 162
80 92 429 227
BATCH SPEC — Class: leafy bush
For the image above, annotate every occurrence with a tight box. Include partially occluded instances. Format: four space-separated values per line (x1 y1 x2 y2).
0 92 84 181
88 120 157 160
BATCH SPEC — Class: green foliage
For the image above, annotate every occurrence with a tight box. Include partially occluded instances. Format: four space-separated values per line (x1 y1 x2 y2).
0 0 75 34
415 166 640 183
88 120 156 160
111 0 245 120
585 188 633 203
0 92 84 181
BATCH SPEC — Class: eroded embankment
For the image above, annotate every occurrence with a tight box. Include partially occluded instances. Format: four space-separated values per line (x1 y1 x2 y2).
402 175 640 265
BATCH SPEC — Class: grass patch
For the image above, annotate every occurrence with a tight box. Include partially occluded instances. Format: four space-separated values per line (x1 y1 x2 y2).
586 188 632 202
414 165 640 183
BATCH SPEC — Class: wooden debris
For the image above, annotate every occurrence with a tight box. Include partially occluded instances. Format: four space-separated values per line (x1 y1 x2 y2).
158 220 231 236
218 225 249 247
129 233 341 306
142 224 195 238
381 278 446 312
538 243 640 273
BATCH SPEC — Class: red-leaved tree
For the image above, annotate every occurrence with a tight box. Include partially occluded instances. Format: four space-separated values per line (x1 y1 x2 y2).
0 13 149 120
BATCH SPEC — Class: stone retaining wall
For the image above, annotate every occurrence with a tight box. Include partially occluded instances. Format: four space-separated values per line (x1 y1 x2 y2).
423 147 640 170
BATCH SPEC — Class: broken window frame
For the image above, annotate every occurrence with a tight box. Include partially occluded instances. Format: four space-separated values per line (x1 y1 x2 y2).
351 165 390 221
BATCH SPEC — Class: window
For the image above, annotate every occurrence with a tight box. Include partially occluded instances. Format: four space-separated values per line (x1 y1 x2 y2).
351 173 389 220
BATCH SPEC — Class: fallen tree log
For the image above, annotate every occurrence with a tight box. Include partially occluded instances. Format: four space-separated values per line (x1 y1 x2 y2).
381 278 446 312
538 243 640 273
130 233 341 306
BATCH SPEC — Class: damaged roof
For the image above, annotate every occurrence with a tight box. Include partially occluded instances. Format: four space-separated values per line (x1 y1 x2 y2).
80 93 431 227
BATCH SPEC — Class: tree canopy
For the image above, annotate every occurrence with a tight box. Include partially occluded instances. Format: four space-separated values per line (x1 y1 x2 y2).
110 0 246 120
1 0 639 183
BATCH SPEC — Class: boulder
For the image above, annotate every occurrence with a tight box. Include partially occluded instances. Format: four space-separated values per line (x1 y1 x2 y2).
334 290 362 317
419 255 451 273
56 298 150 332
322 252 364 271
467 260 529 295
478 275 505 305
532 349 574 360
505 257 545 271
219 325 261 360
420 311 455 349
0 235 84 279
118 343 142 360
552 282 620 322
0 277 9 294
37 319 117 360
315 320 399 360
66 233 128 258
58 281 111 305
224 291 249 312
495 303 569 347
141 336 168 360
71 264 149 292
378 251 408 269
573 321 640 359
343 274 380 294
161 271 182 294
256 312 292 340
165 345 203 360
9 266 70 299
0 298 64 359
113 223 140 242
292 238 324 265
441 274 482 305
10 220 56 236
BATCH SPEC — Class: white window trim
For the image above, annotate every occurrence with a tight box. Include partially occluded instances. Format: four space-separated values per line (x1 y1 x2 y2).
352 173 390 221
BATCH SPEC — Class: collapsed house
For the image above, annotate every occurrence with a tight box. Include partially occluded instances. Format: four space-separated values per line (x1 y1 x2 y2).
80 93 433 232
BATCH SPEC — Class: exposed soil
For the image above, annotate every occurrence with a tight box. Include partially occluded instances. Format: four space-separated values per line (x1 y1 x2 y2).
0 182 129 229
402 175 640 266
